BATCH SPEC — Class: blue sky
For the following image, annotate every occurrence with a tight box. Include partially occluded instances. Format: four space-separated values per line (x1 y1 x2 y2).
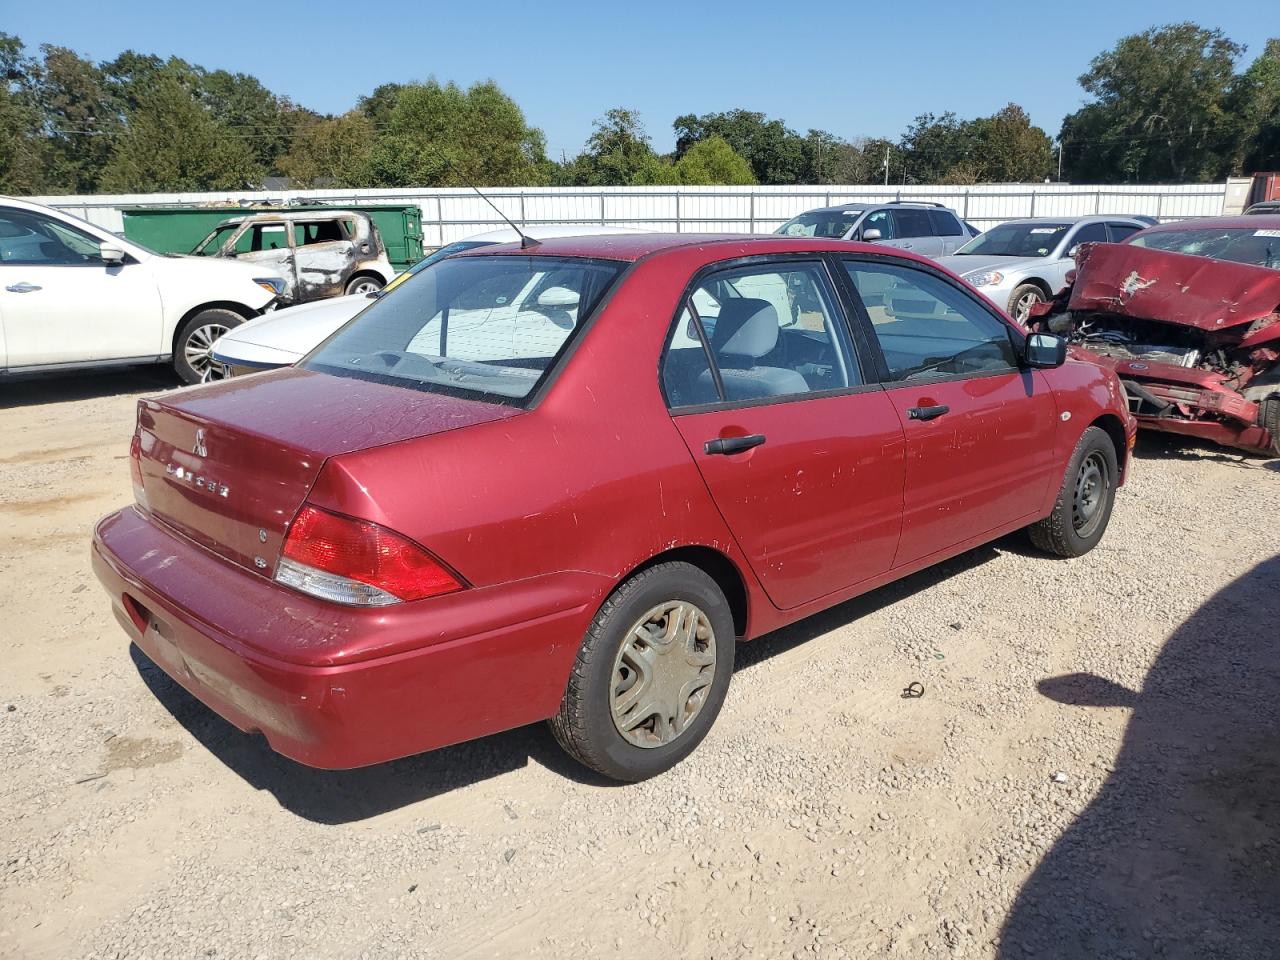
4 0 1274 156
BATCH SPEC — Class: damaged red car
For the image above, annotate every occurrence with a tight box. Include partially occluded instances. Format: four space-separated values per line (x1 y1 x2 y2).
93 234 1135 782
1030 216 1280 456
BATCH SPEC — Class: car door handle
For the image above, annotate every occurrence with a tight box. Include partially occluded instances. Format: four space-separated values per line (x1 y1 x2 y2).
5 282 41 293
907 404 950 421
705 434 766 455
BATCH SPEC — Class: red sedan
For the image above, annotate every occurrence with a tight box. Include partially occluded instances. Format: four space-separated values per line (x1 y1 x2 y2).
93 234 1136 781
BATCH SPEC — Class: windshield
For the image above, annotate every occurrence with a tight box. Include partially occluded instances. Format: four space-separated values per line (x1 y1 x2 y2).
953 222 1071 258
192 224 238 256
1130 227 1280 269
303 254 625 402
776 210 862 239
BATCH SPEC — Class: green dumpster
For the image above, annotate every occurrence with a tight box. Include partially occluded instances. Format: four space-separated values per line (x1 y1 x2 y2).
121 203 425 272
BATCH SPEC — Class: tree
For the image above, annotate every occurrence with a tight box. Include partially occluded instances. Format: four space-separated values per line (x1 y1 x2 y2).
1060 23 1242 182
364 79 548 186
0 33 49 194
899 112 978 184
1226 38 1280 173
567 108 670 186
99 73 261 191
37 44 119 192
279 111 375 187
970 104 1054 182
674 109 808 184
674 135 755 185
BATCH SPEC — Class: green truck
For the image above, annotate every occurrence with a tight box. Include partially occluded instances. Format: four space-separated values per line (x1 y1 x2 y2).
120 203 425 273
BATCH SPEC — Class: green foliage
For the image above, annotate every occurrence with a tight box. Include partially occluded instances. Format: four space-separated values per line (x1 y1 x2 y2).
674 135 756 185
674 109 808 184
279 111 375 188
0 33 49 194
1060 23 1244 182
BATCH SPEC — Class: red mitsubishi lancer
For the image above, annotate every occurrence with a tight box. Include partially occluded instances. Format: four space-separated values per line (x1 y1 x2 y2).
93 233 1135 781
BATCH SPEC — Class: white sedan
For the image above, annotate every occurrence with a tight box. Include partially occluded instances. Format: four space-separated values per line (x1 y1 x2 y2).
0 197 285 383
210 225 642 378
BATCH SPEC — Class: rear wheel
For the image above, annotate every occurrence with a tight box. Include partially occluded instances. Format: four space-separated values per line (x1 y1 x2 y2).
174 308 244 385
1008 283 1047 322
345 274 384 296
1028 426 1118 557
550 561 735 781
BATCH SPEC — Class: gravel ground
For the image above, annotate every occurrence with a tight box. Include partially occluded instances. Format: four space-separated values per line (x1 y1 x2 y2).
2 369 1278 960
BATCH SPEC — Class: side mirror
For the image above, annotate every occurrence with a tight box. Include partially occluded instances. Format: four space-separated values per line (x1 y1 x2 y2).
1066 244 1079 259
99 242 126 265
536 286 579 308
1024 332 1067 368
861 228 883 242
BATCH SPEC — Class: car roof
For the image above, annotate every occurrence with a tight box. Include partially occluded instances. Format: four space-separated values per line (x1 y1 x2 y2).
796 201 955 215
1137 214 1280 232
457 232 924 265
991 215 1140 227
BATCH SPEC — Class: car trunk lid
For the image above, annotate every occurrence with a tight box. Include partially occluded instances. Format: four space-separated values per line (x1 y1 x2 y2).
133 367 521 575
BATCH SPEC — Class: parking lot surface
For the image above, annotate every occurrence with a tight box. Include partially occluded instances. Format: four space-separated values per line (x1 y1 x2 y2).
2 370 1278 960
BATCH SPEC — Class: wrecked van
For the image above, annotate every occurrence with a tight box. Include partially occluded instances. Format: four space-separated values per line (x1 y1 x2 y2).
1029 216 1280 456
192 210 394 304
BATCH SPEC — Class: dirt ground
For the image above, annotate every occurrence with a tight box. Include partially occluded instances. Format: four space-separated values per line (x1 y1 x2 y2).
2 369 1278 960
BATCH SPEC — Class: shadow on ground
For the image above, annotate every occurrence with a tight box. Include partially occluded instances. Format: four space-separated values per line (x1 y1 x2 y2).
0 366 177 409
1000 555 1280 960
132 540 1010 823
1131 431 1271 469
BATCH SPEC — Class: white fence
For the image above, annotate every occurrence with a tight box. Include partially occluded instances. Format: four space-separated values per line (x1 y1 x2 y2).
36 182 1230 247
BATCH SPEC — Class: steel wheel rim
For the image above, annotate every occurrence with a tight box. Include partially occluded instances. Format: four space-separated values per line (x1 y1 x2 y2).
1072 451 1109 535
1014 291 1042 321
185 323 230 382
611 600 716 749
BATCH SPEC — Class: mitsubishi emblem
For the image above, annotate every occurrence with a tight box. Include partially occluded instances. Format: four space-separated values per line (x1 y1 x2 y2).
193 429 207 458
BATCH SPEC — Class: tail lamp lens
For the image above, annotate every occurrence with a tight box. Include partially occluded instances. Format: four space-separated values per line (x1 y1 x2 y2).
275 505 463 606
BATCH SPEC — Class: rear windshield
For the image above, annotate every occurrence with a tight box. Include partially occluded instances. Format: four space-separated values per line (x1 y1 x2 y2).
302 254 625 402
1130 227 1280 269
953 222 1071 258
776 210 862 239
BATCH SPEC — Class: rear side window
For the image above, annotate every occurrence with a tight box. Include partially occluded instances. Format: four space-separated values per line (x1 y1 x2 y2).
662 261 859 407
843 260 1017 381
303 255 624 402
890 208 933 238
294 220 346 245
929 210 963 237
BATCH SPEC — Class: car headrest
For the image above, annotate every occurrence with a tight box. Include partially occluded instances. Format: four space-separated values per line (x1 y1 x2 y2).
710 298 779 359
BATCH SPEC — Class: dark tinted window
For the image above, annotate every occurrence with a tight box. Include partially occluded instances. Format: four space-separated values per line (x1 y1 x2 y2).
1106 222 1142 242
843 261 1017 381
1069 222 1108 247
891 208 933 238
929 210 963 236
304 255 624 402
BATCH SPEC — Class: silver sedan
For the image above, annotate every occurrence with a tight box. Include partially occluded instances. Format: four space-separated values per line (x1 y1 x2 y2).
936 215 1152 322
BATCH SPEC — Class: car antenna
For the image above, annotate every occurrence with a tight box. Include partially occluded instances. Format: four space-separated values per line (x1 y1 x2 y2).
466 182 541 249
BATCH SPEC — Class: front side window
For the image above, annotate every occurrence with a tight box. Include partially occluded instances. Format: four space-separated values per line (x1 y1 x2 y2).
303 254 624 402
192 224 238 255
662 262 858 407
843 260 1017 381
861 210 896 239
953 222 1072 258
1107 222 1142 242
0 209 102 265
1067 222 1108 249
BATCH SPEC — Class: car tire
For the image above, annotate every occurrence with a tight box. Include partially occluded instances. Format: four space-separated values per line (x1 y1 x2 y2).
345 275 384 296
1028 425 1119 558
1008 283 1047 323
550 561 736 782
174 308 245 385
1261 395 1280 457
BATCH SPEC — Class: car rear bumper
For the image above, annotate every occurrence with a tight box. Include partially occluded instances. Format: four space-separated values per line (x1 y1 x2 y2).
93 506 605 769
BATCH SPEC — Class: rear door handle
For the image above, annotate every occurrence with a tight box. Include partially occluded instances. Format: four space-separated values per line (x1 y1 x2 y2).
5 282 41 293
705 434 766 455
907 404 950 421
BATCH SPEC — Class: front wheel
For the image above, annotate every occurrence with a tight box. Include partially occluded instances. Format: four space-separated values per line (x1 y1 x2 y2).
1261 396 1280 457
1008 283 1047 323
174 308 244 384
1028 425 1119 557
550 561 735 781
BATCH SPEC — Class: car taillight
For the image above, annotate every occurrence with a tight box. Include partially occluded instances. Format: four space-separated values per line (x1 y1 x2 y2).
275 505 463 606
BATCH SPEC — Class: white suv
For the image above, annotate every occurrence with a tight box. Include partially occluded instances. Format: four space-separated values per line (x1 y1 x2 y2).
0 197 284 383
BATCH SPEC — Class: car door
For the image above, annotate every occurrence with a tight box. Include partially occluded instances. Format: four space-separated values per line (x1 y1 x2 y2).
930 209 968 255
888 208 941 256
230 221 298 300
662 258 906 610
839 256 1058 568
0 206 163 368
292 218 358 299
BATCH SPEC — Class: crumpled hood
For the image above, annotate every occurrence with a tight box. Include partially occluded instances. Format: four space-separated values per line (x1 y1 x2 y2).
935 253 1042 278
1069 243 1280 331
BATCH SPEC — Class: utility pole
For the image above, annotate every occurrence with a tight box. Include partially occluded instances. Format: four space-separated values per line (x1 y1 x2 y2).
883 144 890 187
1057 141 1064 182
